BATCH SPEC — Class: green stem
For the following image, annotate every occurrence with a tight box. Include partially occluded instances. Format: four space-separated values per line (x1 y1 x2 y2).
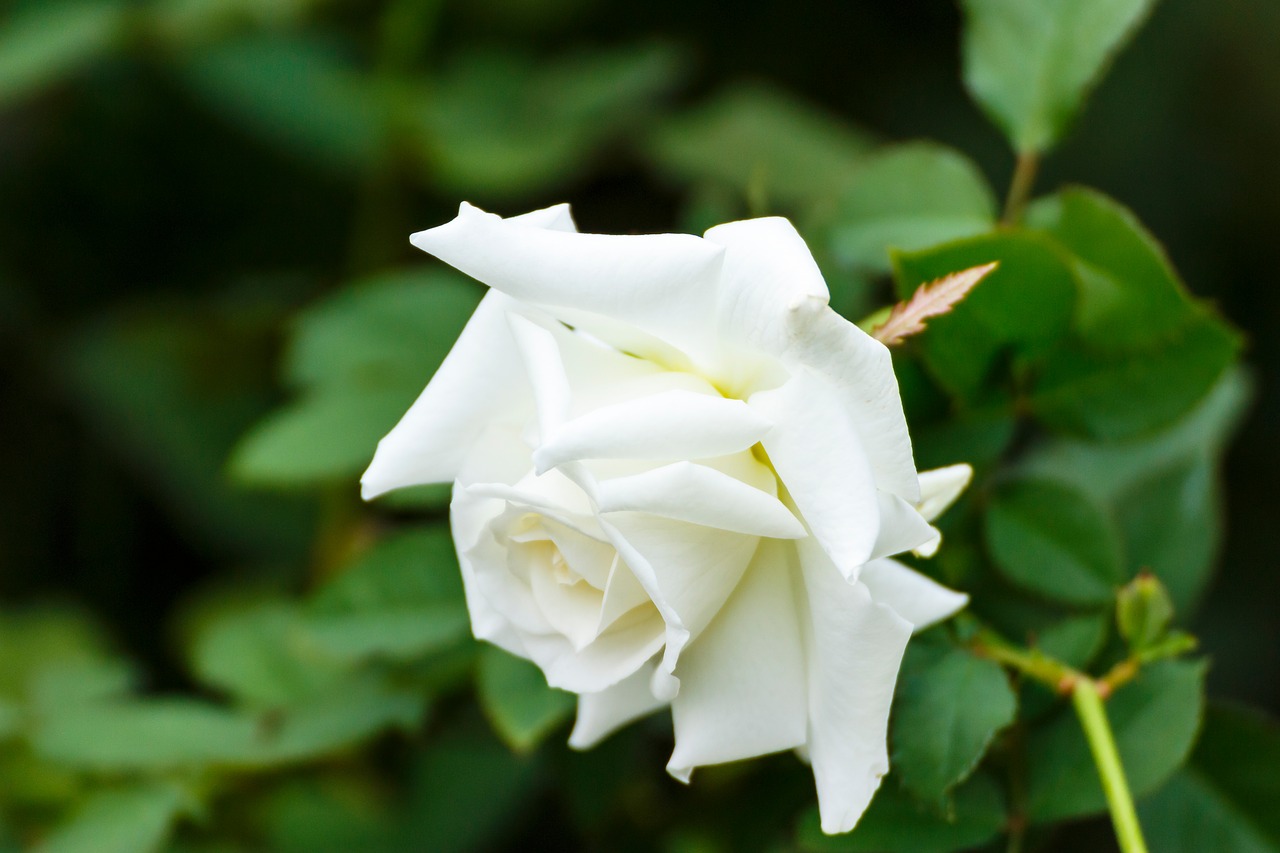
1001 151 1039 226
972 629 1078 692
1070 679 1150 853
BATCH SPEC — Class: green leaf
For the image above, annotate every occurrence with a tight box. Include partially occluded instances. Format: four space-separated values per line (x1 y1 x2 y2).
189 603 347 707
1181 705 1280 845
0 1 128 108
1025 659 1205 822
178 36 390 172
1140 772 1278 853
796 773 1005 852
892 232 1076 401
305 527 470 664
891 645 1016 804
0 701 20 740
985 478 1125 605
645 83 876 211
476 647 575 754
1027 188 1203 350
0 606 137 731
960 0 1157 153
396 727 541 853
255 775 395 853
830 143 996 273
1029 312 1240 440
283 270 482 393
227 385 414 488
1020 190 1242 439
1114 457 1220 611
34 673 425 772
28 658 136 713
230 270 482 489
1019 367 1247 502
36 783 187 853
1017 368 1247 610
419 44 682 199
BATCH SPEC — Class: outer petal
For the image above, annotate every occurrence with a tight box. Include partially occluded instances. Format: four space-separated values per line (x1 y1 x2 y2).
451 491 545 656
750 367 880 578
447 427 545 656
782 303 920 501
916 464 973 521
533 390 773 474
507 202 577 232
702 217 828 393
869 492 941 561
569 658 667 749
361 291 534 498
858 558 969 633
411 202 725 362
666 539 807 780
596 462 805 539
798 536 912 835
705 217 919 502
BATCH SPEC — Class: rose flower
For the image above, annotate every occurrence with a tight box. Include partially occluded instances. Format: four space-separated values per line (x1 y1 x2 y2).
363 203 971 833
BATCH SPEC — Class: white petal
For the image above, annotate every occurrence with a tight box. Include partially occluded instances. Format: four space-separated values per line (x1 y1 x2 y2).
666 539 807 780
540 519 615 590
451 491 548 652
798 536 912 835
600 514 759 679
704 217 919 502
533 390 773 474
597 462 805 539
569 658 667 749
750 368 881 578
703 216 829 356
859 558 969 633
913 531 943 559
528 556 606 652
524 606 666 693
507 312 572 442
869 492 940 561
506 202 577 232
916 464 973 522
464 467 598 536
598 555 651 631
361 291 533 498
410 202 725 361
783 306 920 502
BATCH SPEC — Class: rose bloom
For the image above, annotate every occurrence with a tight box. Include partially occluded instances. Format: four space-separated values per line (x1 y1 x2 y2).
363 203 971 833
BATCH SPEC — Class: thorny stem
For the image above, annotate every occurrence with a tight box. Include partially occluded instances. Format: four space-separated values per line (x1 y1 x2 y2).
971 629 1079 693
971 628 1151 853
1002 151 1040 226
1071 680 1150 853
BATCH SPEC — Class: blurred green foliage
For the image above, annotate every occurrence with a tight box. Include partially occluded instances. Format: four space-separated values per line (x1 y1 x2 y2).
1 0 1277 850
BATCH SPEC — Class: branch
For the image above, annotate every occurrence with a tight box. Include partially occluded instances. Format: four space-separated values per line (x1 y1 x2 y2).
872 262 997 347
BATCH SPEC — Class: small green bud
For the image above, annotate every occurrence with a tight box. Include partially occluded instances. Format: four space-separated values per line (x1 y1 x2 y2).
1116 571 1175 652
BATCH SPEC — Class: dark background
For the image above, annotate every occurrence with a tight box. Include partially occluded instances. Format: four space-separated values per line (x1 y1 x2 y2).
0 0 1275 783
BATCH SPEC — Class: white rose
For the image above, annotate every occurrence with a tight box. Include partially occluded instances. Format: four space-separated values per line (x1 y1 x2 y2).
362 202 971 834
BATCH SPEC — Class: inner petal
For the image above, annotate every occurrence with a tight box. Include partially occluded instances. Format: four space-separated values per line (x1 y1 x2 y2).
527 541 607 652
